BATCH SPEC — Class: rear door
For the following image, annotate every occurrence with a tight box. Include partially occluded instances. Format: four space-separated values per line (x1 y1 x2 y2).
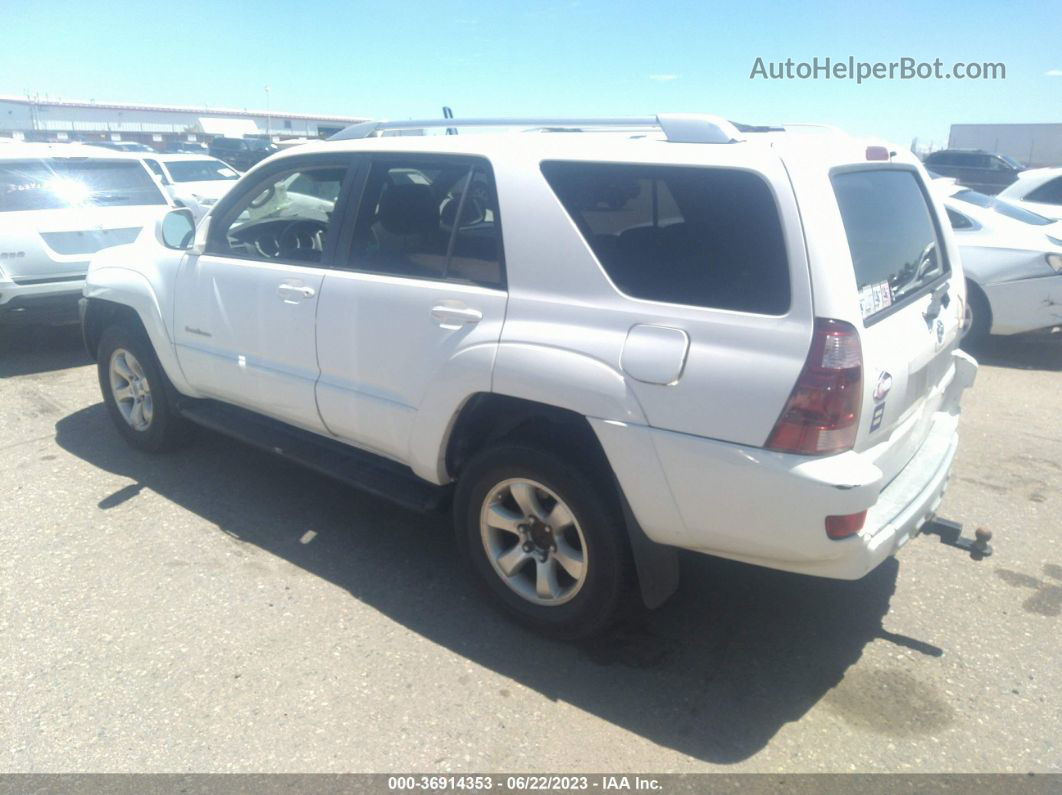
173 153 357 433
831 166 963 483
314 154 508 464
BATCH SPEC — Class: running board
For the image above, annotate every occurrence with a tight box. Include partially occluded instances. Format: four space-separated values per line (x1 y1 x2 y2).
178 400 451 513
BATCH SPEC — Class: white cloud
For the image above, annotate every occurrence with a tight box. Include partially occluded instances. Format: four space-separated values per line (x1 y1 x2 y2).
1046 69 1062 77
649 74 680 82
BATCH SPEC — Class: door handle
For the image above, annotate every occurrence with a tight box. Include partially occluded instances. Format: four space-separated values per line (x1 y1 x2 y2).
277 283 316 301
430 304 483 327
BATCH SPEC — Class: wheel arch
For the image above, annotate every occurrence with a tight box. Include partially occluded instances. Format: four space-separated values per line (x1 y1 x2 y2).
82 267 196 396
445 393 680 609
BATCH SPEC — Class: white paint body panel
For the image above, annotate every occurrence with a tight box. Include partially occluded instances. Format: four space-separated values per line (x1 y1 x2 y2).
314 270 507 475
173 254 328 433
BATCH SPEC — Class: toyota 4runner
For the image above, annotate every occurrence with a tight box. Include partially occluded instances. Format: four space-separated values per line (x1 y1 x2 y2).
81 115 978 638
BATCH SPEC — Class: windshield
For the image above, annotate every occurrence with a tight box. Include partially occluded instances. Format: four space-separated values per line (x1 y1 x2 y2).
0 158 167 211
953 188 1053 226
166 159 239 183
833 169 947 321
999 154 1023 170
245 139 274 151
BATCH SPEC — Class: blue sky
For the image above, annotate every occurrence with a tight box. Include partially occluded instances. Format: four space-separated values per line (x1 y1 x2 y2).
3 0 1059 148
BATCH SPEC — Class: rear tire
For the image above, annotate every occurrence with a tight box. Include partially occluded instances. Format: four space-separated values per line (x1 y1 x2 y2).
454 443 633 639
97 323 190 452
962 280 991 348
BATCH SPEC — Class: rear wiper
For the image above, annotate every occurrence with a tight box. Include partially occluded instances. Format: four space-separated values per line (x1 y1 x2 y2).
91 195 131 203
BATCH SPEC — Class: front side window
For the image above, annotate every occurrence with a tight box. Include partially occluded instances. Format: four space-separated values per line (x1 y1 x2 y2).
0 158 167 212
166 159 239 183
541 162 790 314
832 169 947 322
344 157 504 288
207 164 348 264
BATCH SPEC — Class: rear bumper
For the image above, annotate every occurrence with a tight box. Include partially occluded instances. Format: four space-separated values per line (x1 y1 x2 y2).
593 350 978 580
984 273 1062 335
0 278 83 324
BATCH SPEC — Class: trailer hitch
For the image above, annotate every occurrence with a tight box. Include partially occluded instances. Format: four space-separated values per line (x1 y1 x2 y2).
921 517 993 560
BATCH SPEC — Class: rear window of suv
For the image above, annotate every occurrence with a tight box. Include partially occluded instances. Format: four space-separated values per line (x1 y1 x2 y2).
832 169 947 322
541 162 790 315
0 159 166 211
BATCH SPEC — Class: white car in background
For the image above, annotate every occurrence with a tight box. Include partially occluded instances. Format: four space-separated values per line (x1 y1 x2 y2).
140 154 239 220
934 179 1062 341
997 167 1062 222
0 143 171 325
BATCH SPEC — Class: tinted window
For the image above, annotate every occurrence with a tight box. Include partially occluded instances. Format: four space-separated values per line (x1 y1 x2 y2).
345 157 504 288
832 169 947 321
143 159 168 183
166 159 239 182
953 188 1052 225
206 165 348 264
1027 177 1062 205
946 208 974 230
0 159 166 212
541 162 789 314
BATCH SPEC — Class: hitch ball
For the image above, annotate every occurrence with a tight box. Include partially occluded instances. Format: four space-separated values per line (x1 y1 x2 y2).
972 527 993 559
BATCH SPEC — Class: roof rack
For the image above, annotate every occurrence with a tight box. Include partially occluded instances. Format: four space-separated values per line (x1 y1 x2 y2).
328 114 746 145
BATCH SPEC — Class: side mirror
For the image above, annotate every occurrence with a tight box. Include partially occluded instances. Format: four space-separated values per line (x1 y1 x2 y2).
156 208 196 250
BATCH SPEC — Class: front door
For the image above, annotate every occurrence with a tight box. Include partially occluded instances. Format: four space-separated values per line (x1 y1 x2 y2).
174 156 356 433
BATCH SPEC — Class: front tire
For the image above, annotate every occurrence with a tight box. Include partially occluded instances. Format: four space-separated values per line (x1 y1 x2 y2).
97 323 189 452
454 444 633 639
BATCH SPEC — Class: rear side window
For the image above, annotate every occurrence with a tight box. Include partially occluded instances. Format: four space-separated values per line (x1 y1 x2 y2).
946 208 974 230
832 169 947 322
0 159 167 211
541 162 790 314
1026 176 1062 205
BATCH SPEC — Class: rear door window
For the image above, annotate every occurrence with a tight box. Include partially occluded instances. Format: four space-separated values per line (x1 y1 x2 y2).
0 159 167 211
832 169 947 322
343 156 505 288
541 162 790 314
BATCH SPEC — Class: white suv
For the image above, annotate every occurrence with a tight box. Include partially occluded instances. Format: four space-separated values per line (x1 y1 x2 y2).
81 115 977 637
0 143 171 325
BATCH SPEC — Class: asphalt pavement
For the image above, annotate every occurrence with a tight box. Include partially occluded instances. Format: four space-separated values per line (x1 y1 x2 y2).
2 324 1059 773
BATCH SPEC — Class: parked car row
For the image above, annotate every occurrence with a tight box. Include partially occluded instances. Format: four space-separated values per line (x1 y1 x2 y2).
933 177 1062 342
0 143 242 324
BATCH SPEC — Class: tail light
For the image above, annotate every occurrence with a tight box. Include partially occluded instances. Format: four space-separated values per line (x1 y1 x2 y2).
766 318 863 455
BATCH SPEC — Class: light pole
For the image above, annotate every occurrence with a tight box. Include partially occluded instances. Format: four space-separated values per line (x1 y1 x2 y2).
264 85 271 140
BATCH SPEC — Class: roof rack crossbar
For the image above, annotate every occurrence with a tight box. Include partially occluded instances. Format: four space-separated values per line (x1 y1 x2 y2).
329 114 745 144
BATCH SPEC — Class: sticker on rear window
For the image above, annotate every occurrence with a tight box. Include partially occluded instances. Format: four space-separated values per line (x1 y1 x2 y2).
859 280 893 319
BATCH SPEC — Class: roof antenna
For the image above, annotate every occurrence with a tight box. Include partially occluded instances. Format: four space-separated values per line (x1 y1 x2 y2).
443 106 457 135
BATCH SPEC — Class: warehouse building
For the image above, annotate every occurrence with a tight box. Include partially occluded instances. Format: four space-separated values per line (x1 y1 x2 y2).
0 94 367 148
948 123 1062 168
